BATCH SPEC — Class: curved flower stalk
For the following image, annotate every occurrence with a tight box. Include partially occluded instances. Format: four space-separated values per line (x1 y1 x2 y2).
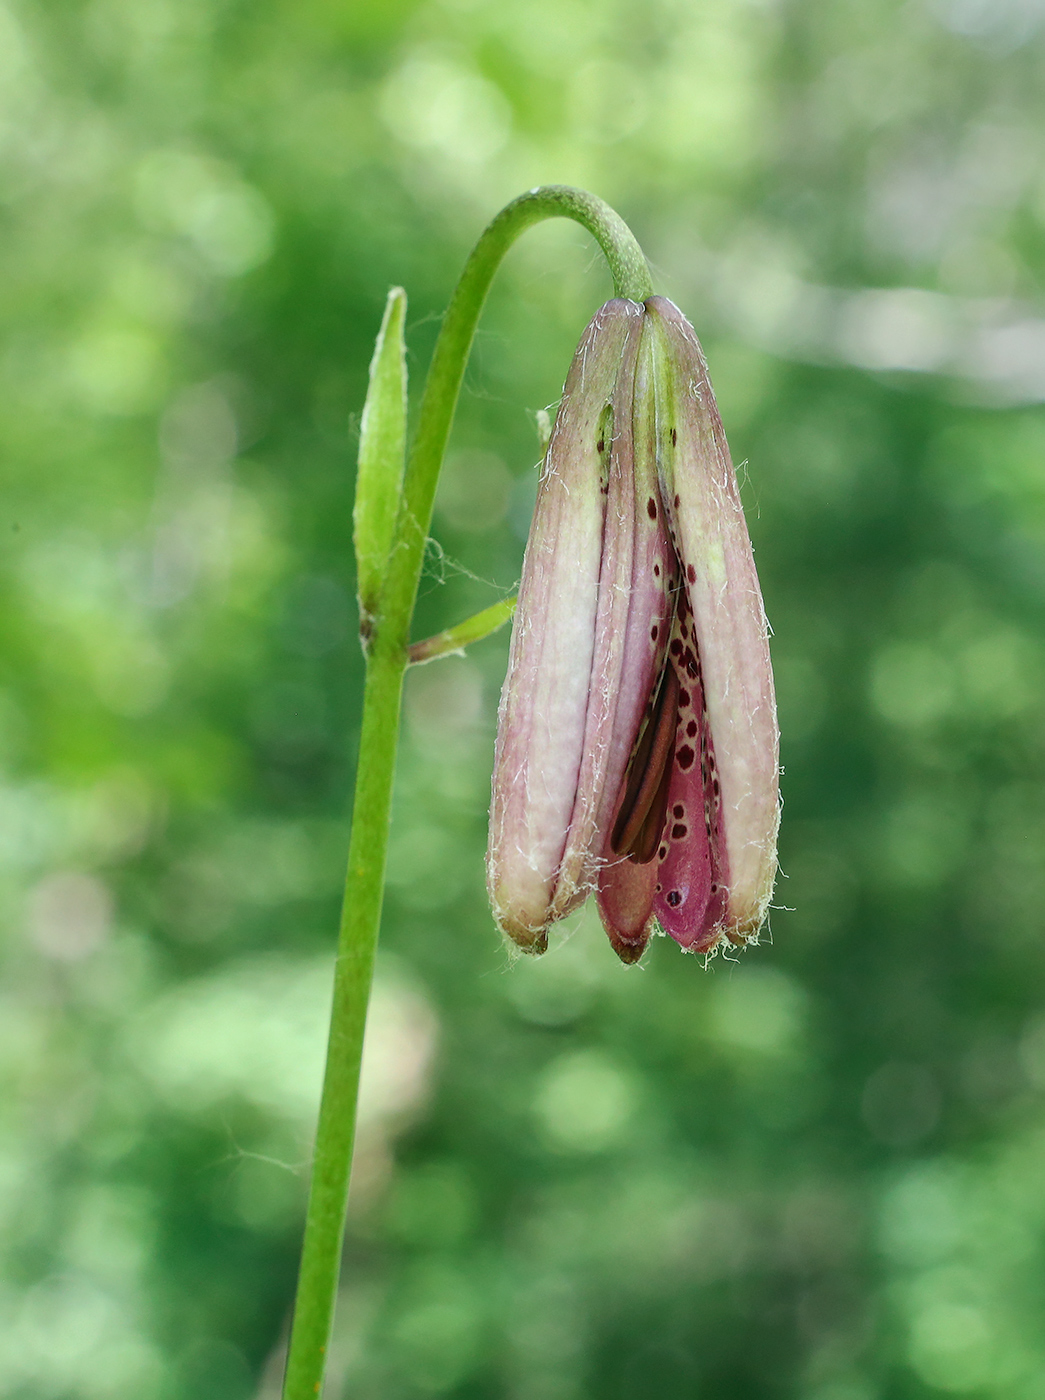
488 296 779 964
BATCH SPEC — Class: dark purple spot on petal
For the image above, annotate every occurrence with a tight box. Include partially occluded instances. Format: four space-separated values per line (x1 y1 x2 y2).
687 720 698 737
671 823 687 839
687 564 696 584
647 497 657 519
670 639 682 657
658 846 667 861
679 688 690 708
666 889 682 908
670 428 677 446
650 625 658 641
597 438 605 453
674 494 680 509
672 803 684 818
677 745 695 770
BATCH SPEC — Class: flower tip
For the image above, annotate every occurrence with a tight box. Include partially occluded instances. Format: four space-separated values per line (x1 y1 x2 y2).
514 928 549 957
607 932 649 966
724 901 772 949
490 898 550 956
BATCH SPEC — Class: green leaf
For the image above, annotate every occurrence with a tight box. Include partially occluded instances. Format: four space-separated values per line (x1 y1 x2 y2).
354 286 407 616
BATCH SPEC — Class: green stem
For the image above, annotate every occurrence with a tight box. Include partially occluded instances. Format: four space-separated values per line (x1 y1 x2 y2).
280 636 405 1400
281 187 651 1400
408 596 516 666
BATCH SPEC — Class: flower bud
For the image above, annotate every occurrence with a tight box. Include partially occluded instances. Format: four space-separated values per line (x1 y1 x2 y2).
488 296 778 963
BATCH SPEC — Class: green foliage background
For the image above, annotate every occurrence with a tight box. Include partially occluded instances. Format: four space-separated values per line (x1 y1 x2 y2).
3 0 1045 1396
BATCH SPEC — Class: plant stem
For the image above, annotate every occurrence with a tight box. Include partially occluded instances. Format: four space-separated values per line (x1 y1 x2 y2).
280 634 405 1400
408 596 516 666
281 186 651 1400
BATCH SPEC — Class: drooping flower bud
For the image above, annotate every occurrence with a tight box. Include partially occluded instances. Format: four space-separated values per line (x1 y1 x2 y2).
487 296 778 963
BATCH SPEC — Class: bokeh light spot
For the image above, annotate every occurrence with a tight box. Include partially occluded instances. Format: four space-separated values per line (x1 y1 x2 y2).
535 1050 637 1152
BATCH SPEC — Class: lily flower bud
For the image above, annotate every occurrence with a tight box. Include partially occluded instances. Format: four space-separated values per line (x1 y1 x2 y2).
488 296 778 963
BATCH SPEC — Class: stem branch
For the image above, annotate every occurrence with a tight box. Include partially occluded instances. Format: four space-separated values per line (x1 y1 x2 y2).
408 596 516 666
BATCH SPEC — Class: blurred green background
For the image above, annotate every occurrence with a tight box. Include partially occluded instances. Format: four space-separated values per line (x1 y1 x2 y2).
2 0 1045 1396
